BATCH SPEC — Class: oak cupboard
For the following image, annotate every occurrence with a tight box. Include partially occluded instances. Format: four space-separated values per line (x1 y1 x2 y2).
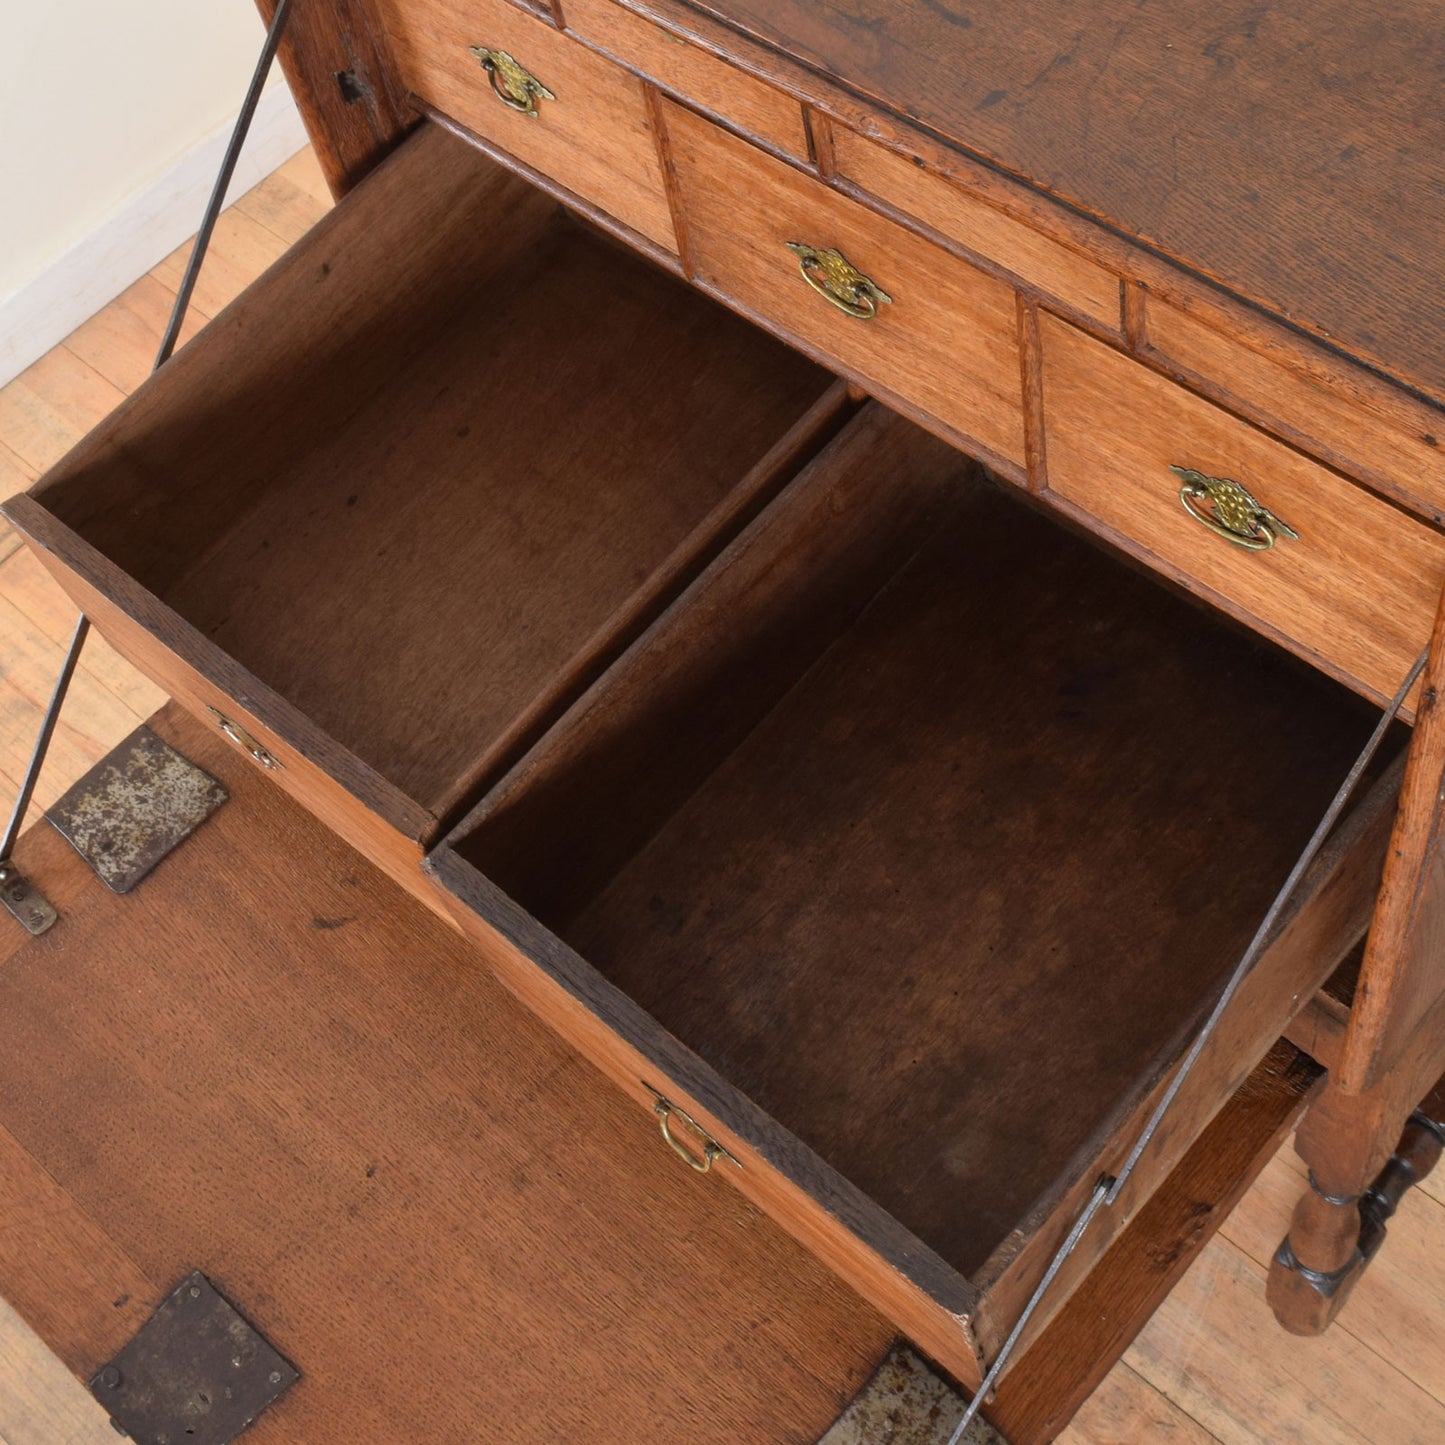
4 0 1443 1438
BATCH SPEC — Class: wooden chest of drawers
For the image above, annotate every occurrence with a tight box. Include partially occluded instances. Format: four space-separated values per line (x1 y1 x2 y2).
6 0 1445 1435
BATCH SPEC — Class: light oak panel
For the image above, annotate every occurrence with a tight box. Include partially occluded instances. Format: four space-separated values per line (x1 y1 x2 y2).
565 0 810 160
832 123 1121 331
1145 297 1445 526
374 0 677 249
663 100 1027 472
1041 314 1445 712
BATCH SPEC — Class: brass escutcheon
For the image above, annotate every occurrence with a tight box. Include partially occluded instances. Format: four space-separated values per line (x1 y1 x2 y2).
207 707 283 771
1173 465 1299 551
786 242 893 319
468 46 555 117
645 1086 739 1174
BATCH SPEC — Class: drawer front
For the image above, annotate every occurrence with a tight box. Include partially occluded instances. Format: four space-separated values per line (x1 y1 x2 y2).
3 497 444 915
374 0 677 250
1145 297 1445 523
565 0 810 161
422 845 984 1389
1042 314 1445 709
663 101 1027 473
832 126 1122 332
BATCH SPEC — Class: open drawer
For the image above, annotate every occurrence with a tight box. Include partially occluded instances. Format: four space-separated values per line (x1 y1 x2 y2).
1 124 841 905
425 402 1401 1384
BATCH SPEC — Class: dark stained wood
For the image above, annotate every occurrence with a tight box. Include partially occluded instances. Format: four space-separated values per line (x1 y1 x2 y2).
9 124 836 844
436 402 1395 1380
1343 593 1445 1092
992 1041 1322 1444
560 467 1370 1279
254 0 414 196
642 0 1445 407
0 706 896 1443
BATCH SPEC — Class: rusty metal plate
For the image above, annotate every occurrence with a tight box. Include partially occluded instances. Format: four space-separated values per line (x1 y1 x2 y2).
819 1345 1011 1445
90 1272 298 1444
48 727 227 893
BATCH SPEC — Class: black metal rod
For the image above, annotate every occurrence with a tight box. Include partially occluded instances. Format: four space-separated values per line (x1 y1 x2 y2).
154 0 296 369
0 616 91 863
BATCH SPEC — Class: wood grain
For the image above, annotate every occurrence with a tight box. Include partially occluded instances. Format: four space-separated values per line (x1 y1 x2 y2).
1343 590 1445 1092
253 0 413 197
0 706 895 1445
1143 298 1445 527
8 125 833 876
565 0 810 161
629 0 1445 407
1041 314 1445 712
375 0 678 248
436 401 1391 1381
662 99 1027 472
831 122 1121 331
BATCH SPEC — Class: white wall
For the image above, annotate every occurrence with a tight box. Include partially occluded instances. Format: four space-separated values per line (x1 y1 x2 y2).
0 0 309 381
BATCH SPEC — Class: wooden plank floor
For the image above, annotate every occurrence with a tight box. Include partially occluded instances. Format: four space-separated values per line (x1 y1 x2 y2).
0 145 1441 1445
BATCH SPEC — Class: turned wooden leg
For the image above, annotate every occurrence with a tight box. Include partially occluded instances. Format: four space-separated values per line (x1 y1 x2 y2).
1268 1085 1444 1335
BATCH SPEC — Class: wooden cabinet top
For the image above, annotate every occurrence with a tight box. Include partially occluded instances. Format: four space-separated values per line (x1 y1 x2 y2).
640 0 1444 409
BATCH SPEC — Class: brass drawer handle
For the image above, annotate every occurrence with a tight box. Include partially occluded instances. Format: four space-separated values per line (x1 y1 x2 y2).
786 242 893 320
468 47 555 117
646 1087 738 1174
206 707 283 771
1173 465 1299 552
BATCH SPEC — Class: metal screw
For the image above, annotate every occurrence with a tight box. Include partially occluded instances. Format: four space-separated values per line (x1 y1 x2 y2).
188 1285 201 1298
268 1371 282 1385
99 1366 122 1389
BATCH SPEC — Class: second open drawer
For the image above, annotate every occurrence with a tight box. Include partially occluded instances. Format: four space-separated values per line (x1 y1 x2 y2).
425 399 1399 1384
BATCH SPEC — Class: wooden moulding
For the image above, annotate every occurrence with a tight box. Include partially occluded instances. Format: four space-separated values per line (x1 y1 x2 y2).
427 399 1401 1384
3 123 848 869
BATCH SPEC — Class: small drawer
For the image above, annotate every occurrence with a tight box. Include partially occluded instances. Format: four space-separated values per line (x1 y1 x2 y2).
1144 297 1445 524
3 125 840 899
832 125 1122 332
662 100 1027 475
1041 314 1445 711
427 401 1389 1386
373 0 677 250
565 0 810 161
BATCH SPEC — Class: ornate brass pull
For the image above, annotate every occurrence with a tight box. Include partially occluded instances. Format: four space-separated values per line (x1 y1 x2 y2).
207 707 283 771
786 242 893 320
646 1087 738 1174
1173 465 1299 552
468 47 555 117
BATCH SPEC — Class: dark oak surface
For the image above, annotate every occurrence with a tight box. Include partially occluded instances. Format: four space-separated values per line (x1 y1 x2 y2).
656 0 1445 406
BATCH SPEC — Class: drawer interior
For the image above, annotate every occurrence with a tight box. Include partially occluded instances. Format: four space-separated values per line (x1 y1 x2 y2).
448 403 1381 1282
27 124 834 828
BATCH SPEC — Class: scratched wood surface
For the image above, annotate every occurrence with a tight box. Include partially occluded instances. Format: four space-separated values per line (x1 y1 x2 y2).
1 144 1443 1445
